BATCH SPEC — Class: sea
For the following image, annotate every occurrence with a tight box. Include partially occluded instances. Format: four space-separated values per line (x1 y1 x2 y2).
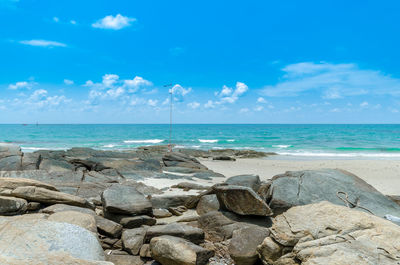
1 124 400 159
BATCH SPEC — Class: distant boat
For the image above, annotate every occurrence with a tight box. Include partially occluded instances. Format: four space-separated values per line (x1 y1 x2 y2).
22 124 28 126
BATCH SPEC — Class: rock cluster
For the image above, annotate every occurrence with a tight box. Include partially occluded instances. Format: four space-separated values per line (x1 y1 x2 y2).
0 143 399 265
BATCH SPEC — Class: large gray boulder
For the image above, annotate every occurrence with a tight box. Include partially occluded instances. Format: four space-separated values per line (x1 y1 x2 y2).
95 215 123 238
268 169 400 217
214 185 273 216
145 223 205 244
228 226 269 265
150 235 214 265
48 211 97 233
225 174 261 192
0 217 107 264
102 184 152 216
257 201 400 265
0 195 27 215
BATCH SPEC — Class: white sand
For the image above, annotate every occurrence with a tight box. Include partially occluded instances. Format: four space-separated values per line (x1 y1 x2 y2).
201 157 400 196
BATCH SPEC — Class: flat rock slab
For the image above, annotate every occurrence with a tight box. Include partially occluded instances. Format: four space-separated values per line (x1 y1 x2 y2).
0 217 106 263
225 174 261 192
0 177 58 191
258 201 400 265
102 184 152 216
11 186 93 209
150 235 214 265
214 185 272 216
145 223 205 244
41 203 96 216
196 194 220 215
268 169 400 217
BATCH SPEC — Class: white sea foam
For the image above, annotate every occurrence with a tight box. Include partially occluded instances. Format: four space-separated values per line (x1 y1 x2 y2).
227 139 235 142
273 145 292 148
124 139 164 144
277 152 400 158
198 139 218 143
103 144 115 148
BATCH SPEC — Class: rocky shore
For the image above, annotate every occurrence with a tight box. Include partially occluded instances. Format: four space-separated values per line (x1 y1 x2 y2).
0 143 399 264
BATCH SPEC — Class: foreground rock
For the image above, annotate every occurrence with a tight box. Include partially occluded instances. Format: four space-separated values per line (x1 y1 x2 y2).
48 211 97 233
122 227 147 255
11 186 93 209
145 223 205 244
0 217 107 264
214 185 272 216
257 201 400 264
268 169 400 217
0 144 22 171
229 226 269 265
150 235 214 265
102 184 152 216
196 194 220 215
0 195 27 215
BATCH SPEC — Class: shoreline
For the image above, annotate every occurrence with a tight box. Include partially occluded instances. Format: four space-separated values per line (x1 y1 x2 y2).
201 157 400 196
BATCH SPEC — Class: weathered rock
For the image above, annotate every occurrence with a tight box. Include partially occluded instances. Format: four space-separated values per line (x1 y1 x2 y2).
145 223 205 244
168 207 183 216
0 195 27 215
171 182 210 191
27 201 41 211
11 186 93 209
106 254 144 265
151 195 195 209
48 210 97 232
212 156 236 161
225 174 261 192
229 226 269 265
102 184 152 216
139 244 152 258
41 203 96 215
122 227 147 255
0 144 22 171
196 194 220 215
95 215 123 238
150 235 214 265
162 152 207 170
0 177 58 191
0 217 106 263
268 169 400 217
153 208 173 218
214 185 272 216
21 152 41 170
119 215 157 229
39 158 75 172
257 201 400 265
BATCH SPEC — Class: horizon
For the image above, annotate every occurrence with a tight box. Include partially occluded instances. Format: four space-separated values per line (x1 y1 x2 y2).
1 1 400 123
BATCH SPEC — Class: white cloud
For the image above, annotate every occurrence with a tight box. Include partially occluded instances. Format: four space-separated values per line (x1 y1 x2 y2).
216 82 248 104
25 89 69 108
64 79 74 85
124 76 152 92
171 84 191 96
257 97 267 104
204 100 215 109
70 20 77 25
254 106 263 111
187 102 200 109
53 17 59 23
85 74 152 103
360 101 369 107
8 81 32 90
92 14 136 30
147 99 158 107
20 39 67 48
262 62 400 98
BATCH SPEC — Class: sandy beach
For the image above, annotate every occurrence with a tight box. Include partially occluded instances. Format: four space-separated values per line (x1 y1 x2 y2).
201 156 400 196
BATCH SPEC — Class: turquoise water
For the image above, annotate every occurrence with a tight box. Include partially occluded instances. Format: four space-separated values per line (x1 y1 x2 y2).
0 124 400 158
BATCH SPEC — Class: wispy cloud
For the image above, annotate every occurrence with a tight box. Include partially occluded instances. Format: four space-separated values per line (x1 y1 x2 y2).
262 62 400 98
64 79 74 85
8 81 33 90
20 39 67 48
92 14 136 30
215 82 248 104
187 101 200 109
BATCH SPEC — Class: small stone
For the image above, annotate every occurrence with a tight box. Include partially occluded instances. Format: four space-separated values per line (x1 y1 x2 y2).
153 208 172 218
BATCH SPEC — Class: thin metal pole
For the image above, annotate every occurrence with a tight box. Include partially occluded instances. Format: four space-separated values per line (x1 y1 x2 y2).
169 89 172 152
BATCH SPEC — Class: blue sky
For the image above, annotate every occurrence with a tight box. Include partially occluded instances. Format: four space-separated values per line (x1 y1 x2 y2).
1 0 400 123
